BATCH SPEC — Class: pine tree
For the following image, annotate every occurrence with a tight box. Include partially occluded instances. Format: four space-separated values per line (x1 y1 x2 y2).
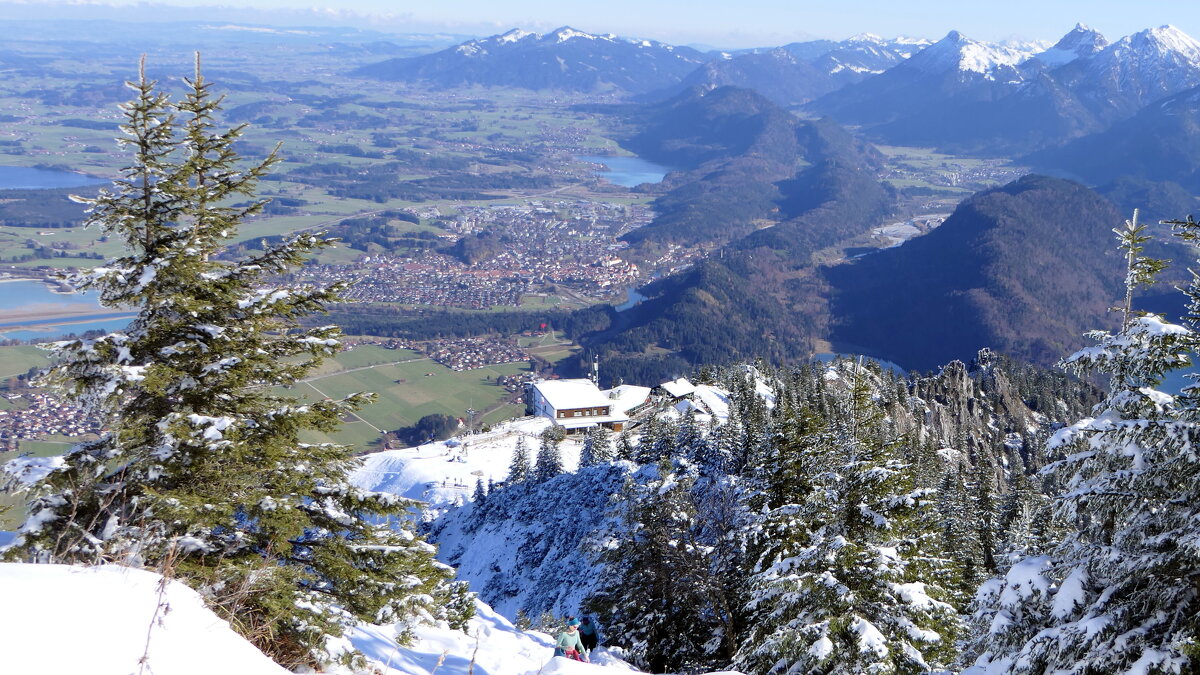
938 467 985 604
508 434 532 484
2 60 451 668
588 460 711 672
616 429 635 462
698 407 741 476
969 453 998 575
534 426 564 482
964 213 1199 674
635 413 676 464
580 424 613 467
675 408 704 461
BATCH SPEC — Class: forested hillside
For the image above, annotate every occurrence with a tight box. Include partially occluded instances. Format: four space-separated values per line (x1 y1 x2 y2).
827 175 1130 370
426 354 1101 673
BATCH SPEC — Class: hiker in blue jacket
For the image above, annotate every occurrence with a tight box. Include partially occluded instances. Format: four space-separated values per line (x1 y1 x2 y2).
578 616 599 653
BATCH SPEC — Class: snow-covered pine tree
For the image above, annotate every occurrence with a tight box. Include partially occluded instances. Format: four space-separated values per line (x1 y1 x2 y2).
2 61 451 668
508 433 532 484
735 363 961 674
635 413 676 465
697 406 742 476
588 459 712 673
937 467 986 605
534 426 564 482
580 424 613 468
735 401 831 671
963 212 1199 674
616 428 635 461
675 408 704 460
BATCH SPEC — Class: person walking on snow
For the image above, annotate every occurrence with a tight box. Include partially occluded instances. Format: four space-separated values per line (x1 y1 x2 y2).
578 616 599 653
553 618 588 662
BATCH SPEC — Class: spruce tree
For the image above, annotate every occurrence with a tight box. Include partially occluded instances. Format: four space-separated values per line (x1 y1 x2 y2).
589 460 711 673
964 213 1199 674
534 426 564 482
580 424 613 468
508 434 532 484
2 60 451 668
675 408 704 461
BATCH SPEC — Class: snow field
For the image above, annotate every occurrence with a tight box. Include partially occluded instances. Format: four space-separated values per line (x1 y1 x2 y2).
353 416 558 503
0 563 289 675
352 600 646 674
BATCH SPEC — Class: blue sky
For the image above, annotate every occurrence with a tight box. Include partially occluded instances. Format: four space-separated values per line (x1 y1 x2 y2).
5 0 1200 47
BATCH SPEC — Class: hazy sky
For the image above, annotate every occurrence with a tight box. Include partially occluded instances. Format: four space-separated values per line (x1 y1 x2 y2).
5 0 1200 47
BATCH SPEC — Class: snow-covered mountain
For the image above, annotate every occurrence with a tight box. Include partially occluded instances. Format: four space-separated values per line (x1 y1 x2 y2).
1029 23 1108 67
676 33 929 106
812 23 1200 156
1058 25 1200 116
808 30 1038 126
354 26 712 95
904 30 1037 80
812 33 931 78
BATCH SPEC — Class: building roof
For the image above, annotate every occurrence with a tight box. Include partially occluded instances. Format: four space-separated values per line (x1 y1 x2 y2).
532 379 613 410
604 385 652 414
660 377 696 398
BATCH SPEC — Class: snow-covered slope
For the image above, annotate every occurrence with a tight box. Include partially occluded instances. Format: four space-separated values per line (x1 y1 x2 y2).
0 563 290 675
431 461 635 618
0 562 656 675
350 598 643 674
353 416 556 504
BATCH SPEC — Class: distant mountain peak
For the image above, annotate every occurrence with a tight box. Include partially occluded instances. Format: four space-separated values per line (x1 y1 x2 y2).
1132 24 1200 59
848 32 884 44
1084 25 1200 95
356 25 708 94
496 28 535 43
910 30 1032 77
1033 23 1108 66
1054 23 1107 51
547 25 611 43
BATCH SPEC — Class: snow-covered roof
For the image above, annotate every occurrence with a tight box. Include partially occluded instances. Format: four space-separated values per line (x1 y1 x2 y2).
659 377 696 398
533 379 613 410
674 399 703 414
604 384 652 413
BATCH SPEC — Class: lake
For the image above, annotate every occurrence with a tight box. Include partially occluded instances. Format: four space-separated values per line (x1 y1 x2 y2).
0 166 107 190
615 287 648 312
0 280 132 340
577 155 673 187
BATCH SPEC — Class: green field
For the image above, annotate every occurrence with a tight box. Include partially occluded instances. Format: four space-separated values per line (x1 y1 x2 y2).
0 345 50 379
297 356 528 432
